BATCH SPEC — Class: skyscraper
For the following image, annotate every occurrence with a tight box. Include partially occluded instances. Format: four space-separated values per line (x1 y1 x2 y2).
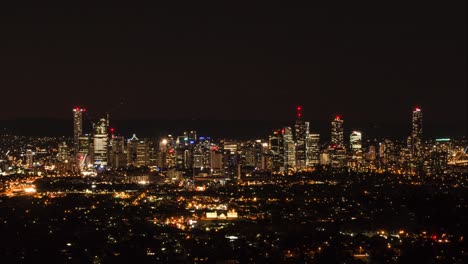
93 117 108 166
295 106 309 169
127 134 140 166
350 131 362 150
110 135 126 168
283 127 296 168
307 133 320 166
411 107 423 155
269 129 284 170
331 115 344 147
73 107 85 152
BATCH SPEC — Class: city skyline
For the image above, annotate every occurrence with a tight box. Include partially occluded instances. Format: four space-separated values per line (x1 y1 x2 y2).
1 104 466 141
0 5 466 263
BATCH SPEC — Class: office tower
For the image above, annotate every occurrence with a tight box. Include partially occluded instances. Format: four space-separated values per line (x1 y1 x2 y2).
78 135 91 153
127 134 139 166
175 134 189 170
307 133 320 166
411 107 423 155
268 130 284 170
223 141 238 155
75 134 92 170
73 107 85 152
125 135 150 167
243 142 257 167
295 106 309 169
93 117 108 166
350 131 362 150
222 140 240 175
380 139 397 167
210 148 223 174
58 142 69 162
110 135 126 168
331 115 344 147
136 140 150 167
193 138 211 171
148 141 157 166
283 127 296 168
193 150 204 169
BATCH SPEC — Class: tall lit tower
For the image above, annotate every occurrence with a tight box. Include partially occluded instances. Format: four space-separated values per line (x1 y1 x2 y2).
411 107 423 155
93 117 108 166
331 115 344 147
295 106 309 169
283 127 296 168
73 107 85 152
350 131 362 150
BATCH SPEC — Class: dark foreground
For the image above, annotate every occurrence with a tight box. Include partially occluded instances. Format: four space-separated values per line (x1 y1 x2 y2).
0 170 467 263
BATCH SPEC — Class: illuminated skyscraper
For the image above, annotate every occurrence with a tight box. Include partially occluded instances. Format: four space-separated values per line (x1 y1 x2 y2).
127 134 151 167
73 107 85 152
411 107 423 155
283 127 296 168
93 117 108 166
110 135 126 168
331 115 344 147
127 134 139 166
350 131 362 150
58 142 69 162
295 106 309 169
269 129 284 170
307 133 320 166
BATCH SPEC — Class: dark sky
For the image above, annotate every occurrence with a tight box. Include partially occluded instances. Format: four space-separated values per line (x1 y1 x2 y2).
0 4 466 130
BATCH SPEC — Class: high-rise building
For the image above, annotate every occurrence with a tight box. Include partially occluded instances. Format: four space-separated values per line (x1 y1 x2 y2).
73 107 85 152
78 135 91 153
110 136 126 168
126 134 150 167
127 134 140 166
295 106 309 169
283 127 296 168
307 133 320 166
411 107 423 155
58 142 69 162
136 140 150 167
76 134 91 170
210 148 223 174
93 117 108 166
350 131 362 150
331 115 344 147
269 129 284 170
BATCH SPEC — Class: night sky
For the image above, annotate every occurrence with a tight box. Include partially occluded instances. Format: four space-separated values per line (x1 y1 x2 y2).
0 4 466 133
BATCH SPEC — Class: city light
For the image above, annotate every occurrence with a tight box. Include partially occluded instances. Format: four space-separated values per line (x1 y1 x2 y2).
0 105 465 263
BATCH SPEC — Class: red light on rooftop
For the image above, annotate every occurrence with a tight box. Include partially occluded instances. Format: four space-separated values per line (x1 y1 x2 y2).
74 107 86 112
296 106 303 118
335 115 341 120
431 235 437 241
414 107 421 111
110 128 115 133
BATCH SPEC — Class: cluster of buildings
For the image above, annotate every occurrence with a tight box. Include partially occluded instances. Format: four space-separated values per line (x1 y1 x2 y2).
62 106 467 178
